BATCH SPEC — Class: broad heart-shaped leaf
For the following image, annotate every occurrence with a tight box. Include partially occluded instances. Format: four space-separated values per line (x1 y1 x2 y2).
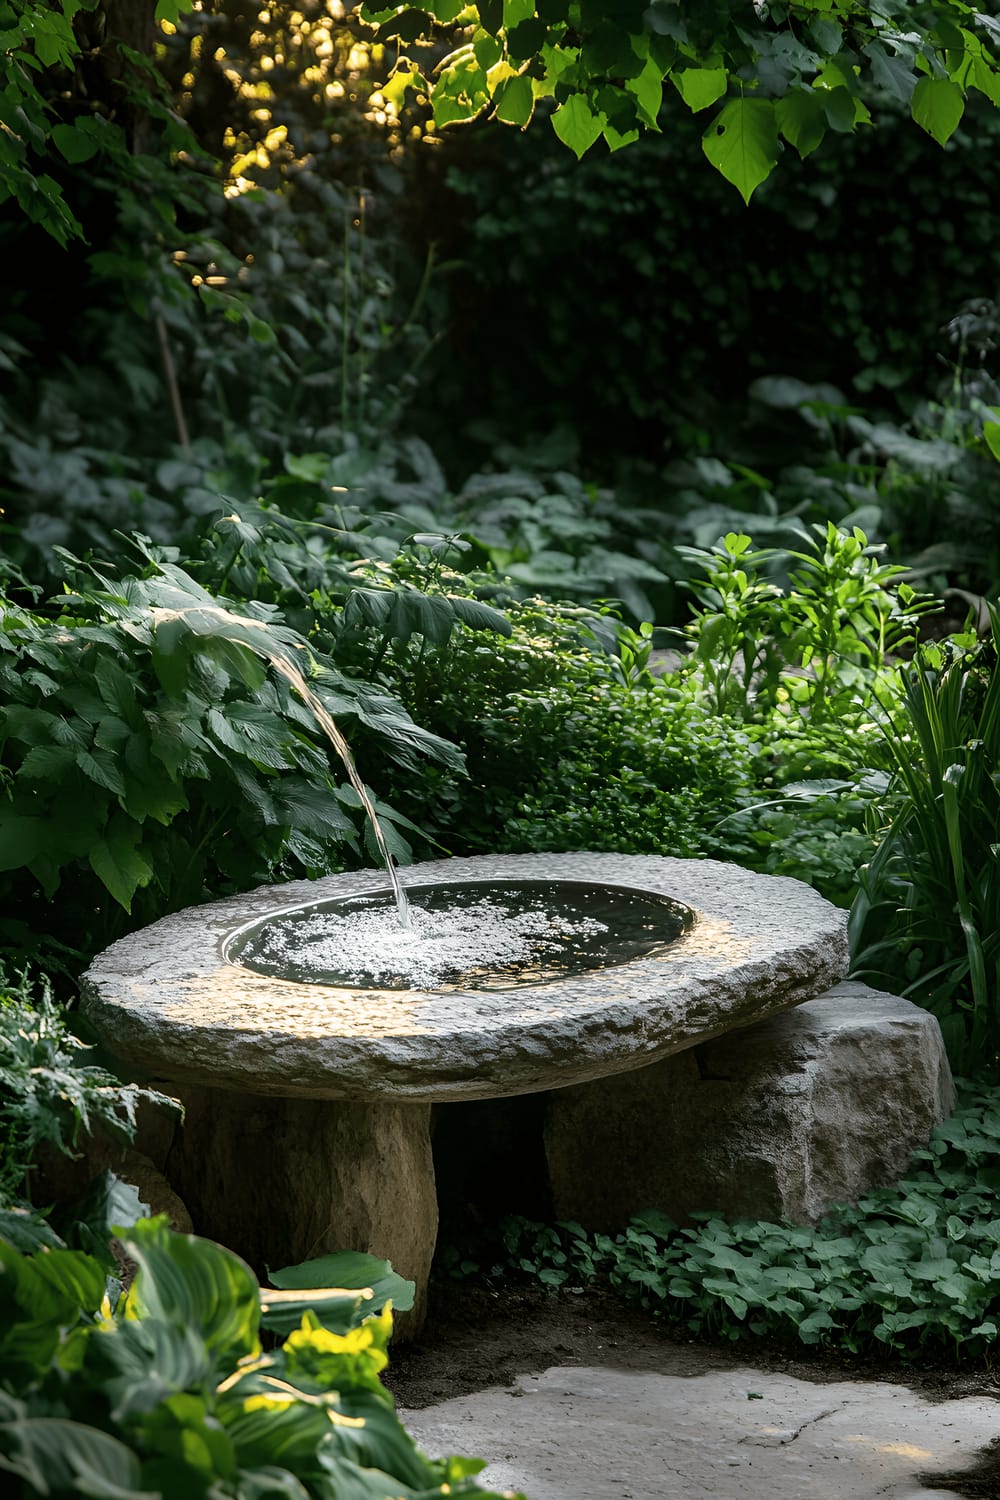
911 76 965 143
50 123 100 164
673 66 728 112
552 93 607 157
776 90 828 157
863 38 917 104
494 73 534 126
122 1218 261 1371
624 55 663 126
984 408 1000 461
702 98 779 203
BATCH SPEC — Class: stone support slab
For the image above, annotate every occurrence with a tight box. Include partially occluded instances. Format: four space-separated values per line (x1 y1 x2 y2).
167 1088 437 1333
545 982 955 1230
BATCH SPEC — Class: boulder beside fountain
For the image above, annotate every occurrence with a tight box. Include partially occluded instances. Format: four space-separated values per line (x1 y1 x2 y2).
81 853 857 1327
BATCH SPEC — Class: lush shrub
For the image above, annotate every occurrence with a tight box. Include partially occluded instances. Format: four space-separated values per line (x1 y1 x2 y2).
441 1081 1000 1363
0 545 460 964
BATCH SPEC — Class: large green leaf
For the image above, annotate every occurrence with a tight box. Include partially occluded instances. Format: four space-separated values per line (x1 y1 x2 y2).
702 97 779 202
0 1241 105 1380
0 1210 61 1254
446 594 512 636
50 121 100 164
624 55 663 127
673 66 727 112
218 1391 333 1473
551 93 606 157
494 73 534 126
268 1251 414 1306
259 1287 375 1340
88 818 154 912
88 1320 217 1423
266 1250 415 1326
776 91 827 156
122 1219 261 1370
0 1417 148 1498
911 76 965 143
984 409 1000 461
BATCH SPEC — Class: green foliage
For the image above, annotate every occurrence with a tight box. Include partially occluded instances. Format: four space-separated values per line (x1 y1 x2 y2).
421 115 1000 470
678 523 932 722
1 0 200 243
443 1082 1000 1361
360 0 1000 197
0 1217 516 1498
0 540 460 960
0 968 172 1210
851 613 1000 1074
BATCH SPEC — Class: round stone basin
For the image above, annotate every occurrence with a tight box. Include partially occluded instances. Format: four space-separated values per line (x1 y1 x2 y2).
81 854 850 1104
225 879 693 992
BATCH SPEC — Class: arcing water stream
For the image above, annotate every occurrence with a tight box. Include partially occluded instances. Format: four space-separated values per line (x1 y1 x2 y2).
148 598 412 928
268 653 412 928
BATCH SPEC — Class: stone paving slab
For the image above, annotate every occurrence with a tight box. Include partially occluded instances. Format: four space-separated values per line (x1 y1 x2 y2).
400 1365 998 1499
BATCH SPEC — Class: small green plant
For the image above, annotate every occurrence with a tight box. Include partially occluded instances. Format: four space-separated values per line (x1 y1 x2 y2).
441 1081 1000 1362
678 524 931 723
0 1216 517 1498
676 531 786 717
0 969 174 1213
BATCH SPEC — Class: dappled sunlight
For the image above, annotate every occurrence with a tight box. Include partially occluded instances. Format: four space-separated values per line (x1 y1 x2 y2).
844 1434 936 1460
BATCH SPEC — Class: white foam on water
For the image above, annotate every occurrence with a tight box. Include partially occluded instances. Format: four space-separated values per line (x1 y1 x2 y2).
251 897 609 989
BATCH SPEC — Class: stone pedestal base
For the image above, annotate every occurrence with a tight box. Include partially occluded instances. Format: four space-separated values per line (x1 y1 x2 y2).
168 1089 437 1334
545 982 955 1229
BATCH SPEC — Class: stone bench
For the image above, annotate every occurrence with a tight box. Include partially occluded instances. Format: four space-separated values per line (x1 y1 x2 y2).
82 854 946 1330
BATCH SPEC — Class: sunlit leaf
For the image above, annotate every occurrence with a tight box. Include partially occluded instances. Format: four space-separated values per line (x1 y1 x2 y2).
702 98 779 203
494 73 534 126
673 67 728 112
551 93 606 157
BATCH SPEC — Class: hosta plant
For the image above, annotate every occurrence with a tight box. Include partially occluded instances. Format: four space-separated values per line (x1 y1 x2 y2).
0 1215 520 1499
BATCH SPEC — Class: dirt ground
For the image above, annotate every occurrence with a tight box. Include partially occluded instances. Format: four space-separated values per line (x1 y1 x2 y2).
385 1285 1000 1410
384 1285 1000 1497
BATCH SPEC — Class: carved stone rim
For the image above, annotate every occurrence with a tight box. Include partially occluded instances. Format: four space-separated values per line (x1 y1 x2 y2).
81 853 849 1103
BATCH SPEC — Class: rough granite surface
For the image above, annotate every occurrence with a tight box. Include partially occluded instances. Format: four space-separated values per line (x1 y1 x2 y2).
81 854 849 1102
546 981 955 1228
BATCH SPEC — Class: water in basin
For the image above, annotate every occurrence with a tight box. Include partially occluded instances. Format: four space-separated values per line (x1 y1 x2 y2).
226 879 691 992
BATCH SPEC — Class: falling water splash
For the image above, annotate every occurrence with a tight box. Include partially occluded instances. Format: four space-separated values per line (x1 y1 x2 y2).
147 600 411 928
269 654 412 928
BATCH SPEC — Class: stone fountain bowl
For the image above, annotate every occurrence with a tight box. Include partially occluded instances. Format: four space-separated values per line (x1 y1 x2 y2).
81 853 849 1104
